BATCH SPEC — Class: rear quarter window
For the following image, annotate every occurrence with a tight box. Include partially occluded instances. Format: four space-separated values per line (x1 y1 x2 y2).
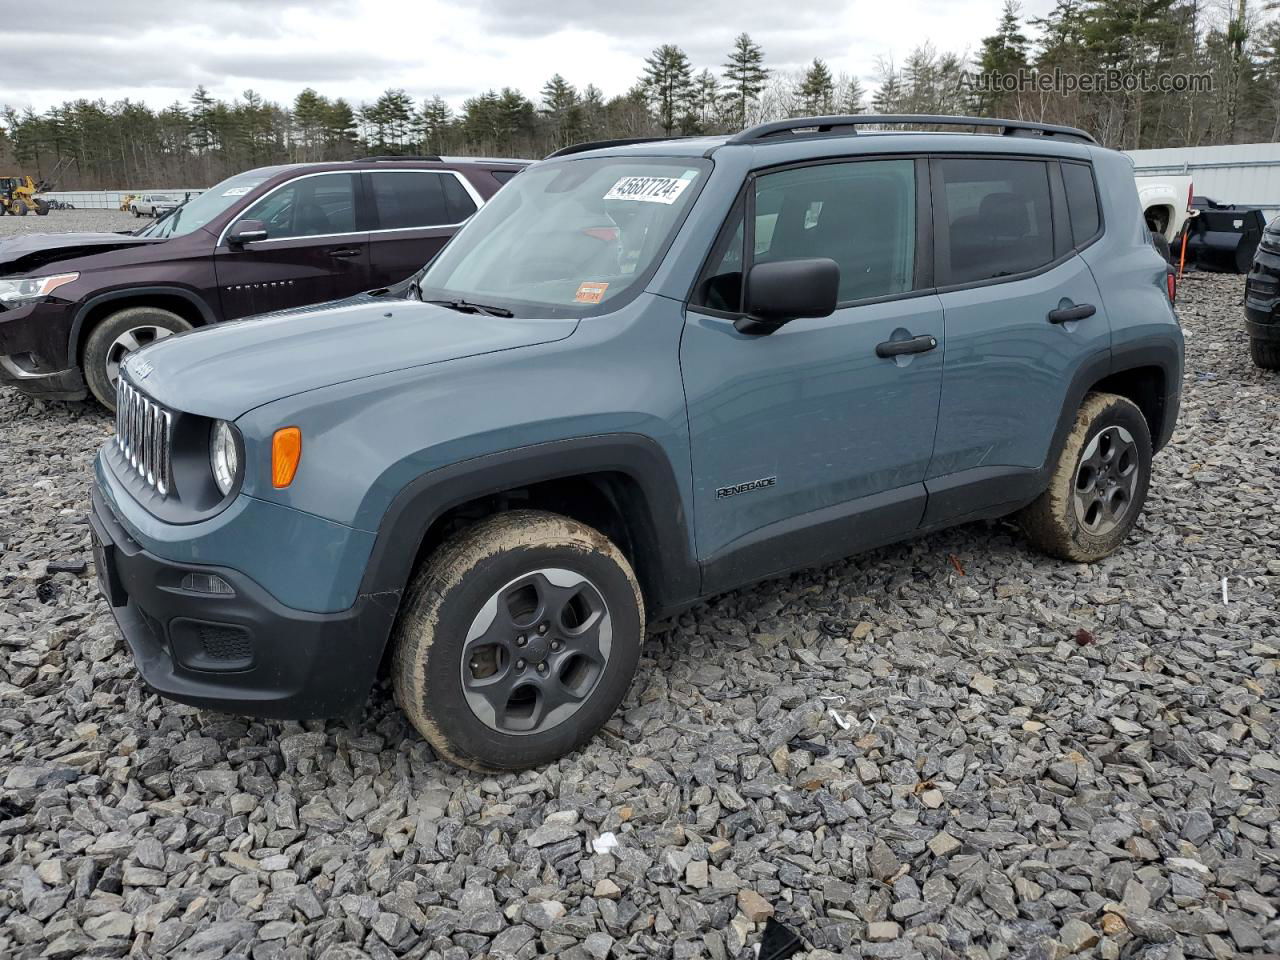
1061 161 1102 246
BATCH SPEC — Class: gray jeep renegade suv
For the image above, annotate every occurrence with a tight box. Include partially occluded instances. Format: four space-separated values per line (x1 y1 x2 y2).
90 115 1184 770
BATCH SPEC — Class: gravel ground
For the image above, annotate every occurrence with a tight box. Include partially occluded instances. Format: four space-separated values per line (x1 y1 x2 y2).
0 208 140 238
0 273 1277 960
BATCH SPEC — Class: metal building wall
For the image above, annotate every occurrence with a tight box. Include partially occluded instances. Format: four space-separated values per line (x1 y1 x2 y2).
1125 142 1280 220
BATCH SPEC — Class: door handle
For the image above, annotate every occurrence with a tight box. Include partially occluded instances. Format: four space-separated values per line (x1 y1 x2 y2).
328 248 361 259
1047 303 1096 324
876 334 938 358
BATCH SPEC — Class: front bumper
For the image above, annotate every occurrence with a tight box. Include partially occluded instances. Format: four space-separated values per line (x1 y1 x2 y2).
0 356 86 399
0 299 84 400
1245 242 1279 337
90 483 395 718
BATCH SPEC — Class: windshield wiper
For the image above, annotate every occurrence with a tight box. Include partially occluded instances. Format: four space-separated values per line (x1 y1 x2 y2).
423 298 514 318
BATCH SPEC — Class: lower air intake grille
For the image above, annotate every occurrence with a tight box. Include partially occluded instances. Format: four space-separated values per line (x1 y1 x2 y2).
169 618 254 671
198 624 253 661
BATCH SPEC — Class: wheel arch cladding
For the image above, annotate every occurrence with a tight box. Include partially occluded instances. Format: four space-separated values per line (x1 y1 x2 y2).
72 287 214 362
357 435 702 629
1089 364 1167 451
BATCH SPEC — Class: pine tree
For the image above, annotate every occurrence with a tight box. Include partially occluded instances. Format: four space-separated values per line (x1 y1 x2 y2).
872 60 903 114
723 33 768 129
798 59 836 114
839 75 867 113
418 96 453 155
975 0 1031 114
691 69 721 131
540 74 582 148
642 44 695 135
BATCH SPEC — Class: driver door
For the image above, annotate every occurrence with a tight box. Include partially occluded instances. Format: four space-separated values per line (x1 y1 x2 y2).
214 172 371 320
680 158 944 592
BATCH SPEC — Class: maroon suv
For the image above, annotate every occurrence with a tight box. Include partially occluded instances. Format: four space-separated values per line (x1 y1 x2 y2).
0 156 528 408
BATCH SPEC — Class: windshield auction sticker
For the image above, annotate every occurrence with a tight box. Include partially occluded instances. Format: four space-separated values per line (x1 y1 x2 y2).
603 176 692 205
575 281 609 303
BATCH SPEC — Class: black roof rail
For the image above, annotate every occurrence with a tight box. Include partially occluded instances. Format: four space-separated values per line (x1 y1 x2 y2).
358 154 443 162
545 137 687 159
727 114 1098 146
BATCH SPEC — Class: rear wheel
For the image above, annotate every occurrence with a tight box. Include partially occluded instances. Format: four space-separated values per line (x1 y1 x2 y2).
12 200 27 217
34 199 49 216
132 206 141 217
1018 392 1152 562
1251 337 1280 370
393 510 644 771
83 307 192 409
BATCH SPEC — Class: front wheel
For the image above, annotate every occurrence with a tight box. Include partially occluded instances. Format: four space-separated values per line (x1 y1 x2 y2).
11 200 27 217
1018 392 1153 562
82 307 193 409
1251 337 1280 370
393 510 644 771
34 199 49 216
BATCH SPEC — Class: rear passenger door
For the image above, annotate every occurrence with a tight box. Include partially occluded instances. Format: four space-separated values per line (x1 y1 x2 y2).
364 170 480 288
924 156 1111 524
215 172 371 320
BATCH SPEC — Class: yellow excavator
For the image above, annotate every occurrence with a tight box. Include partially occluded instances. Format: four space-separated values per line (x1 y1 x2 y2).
0 175 51 216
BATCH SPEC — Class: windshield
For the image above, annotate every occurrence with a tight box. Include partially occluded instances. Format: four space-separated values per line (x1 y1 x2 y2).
135 172 269 239
417 156 710 317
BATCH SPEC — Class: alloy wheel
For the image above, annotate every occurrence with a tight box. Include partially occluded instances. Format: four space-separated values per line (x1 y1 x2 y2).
460 568 612 735
104 326 175 386
1072 425 1140 536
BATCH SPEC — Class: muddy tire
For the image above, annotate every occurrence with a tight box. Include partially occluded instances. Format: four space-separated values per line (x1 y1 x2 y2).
1250 337 1280 370
1018 392 1152 562
34 199 49 216
83 307 192 410
393 510 644 772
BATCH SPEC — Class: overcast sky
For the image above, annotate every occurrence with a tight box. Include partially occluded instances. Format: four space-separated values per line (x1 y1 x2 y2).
3 0 1059 114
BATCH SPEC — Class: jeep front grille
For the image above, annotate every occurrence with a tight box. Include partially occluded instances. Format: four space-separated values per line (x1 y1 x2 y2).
115 380 173 496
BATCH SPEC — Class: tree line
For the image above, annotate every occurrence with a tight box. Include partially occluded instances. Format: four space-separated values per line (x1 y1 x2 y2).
2 0 1278 191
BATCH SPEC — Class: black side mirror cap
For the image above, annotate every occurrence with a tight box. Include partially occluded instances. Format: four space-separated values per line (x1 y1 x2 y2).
736 258 840 335
227 219 268 246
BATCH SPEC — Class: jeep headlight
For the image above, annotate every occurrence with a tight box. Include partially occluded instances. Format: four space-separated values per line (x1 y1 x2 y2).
0 272 79 307
210 420 240 496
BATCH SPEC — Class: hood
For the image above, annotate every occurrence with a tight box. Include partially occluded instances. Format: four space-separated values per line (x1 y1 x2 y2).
124 295 579 420
0 232 159 275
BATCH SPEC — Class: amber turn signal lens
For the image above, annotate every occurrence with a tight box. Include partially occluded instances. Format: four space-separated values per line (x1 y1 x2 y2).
271 427 302 488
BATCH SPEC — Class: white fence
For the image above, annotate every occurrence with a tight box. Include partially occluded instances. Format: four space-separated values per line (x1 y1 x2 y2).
35 189 207 210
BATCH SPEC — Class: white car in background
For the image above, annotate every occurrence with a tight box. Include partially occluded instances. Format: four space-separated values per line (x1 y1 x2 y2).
1135 174 1194 256
130 194 183 218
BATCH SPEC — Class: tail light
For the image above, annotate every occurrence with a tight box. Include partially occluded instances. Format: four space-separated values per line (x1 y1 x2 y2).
1166 269 1177 304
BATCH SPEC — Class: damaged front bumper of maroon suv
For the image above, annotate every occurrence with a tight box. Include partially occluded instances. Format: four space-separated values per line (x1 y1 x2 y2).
0 296 87 400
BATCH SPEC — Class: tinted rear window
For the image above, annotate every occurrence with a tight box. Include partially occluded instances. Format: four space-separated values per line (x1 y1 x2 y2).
491 170 520 184
1062 162 1101 245
936 158 1054 285
370 171 475 229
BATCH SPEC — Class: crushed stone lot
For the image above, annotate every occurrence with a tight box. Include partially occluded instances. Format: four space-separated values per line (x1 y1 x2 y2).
0 271 1277 959
0 208 140 238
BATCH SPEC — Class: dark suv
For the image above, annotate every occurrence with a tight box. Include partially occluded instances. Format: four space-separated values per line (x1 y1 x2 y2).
1245 214 1280 369
0 156 528 407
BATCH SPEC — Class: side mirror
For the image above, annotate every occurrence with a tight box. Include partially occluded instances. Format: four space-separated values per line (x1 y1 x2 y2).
227 219 268 247
736 258 840 335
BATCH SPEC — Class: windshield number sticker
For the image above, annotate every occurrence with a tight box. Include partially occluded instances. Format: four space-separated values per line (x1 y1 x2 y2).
575 281 609 303
222 187 253 196
603 176 692 205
